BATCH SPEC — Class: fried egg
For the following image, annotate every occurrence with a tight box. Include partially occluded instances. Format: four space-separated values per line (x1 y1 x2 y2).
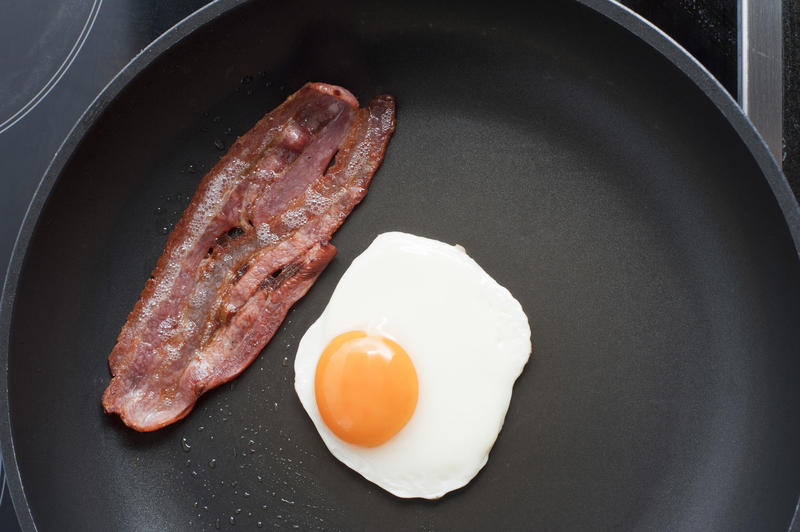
294 232 531 499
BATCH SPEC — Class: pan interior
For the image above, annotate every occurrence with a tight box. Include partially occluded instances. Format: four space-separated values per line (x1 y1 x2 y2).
4 1 799 530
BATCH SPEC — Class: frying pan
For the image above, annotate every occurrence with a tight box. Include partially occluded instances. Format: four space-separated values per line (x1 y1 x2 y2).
2 0 799 530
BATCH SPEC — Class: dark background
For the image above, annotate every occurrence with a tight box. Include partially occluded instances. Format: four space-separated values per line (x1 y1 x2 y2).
0 1 797 530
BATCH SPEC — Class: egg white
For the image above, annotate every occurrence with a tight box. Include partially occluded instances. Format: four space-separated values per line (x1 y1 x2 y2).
294 232 531 499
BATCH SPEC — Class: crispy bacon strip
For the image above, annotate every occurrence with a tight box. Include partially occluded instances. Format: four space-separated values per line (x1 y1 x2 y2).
102 83 396 431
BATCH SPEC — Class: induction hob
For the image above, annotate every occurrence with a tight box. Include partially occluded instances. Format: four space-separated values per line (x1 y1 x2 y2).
1 1 797 530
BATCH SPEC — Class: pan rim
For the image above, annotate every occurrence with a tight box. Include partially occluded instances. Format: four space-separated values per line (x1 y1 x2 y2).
0 0 797 530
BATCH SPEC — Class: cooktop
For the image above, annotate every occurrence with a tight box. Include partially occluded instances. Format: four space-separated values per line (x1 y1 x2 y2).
0 1 797 530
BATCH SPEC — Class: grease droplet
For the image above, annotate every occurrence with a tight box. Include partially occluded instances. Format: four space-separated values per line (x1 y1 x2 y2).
181 437 192 452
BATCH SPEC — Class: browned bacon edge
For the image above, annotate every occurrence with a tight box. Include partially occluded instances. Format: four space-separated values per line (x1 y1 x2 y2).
102 83 396 431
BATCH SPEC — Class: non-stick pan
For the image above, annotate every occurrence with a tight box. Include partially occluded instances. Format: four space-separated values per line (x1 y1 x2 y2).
2 0 799 530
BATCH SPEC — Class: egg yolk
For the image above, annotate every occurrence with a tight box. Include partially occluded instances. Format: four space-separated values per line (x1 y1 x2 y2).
314 331 418 447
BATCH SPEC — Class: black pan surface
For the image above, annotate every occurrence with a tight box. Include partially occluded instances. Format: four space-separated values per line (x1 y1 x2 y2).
2 1 799 530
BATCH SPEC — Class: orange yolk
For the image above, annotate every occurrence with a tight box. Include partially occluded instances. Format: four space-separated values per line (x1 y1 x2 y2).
314 331 418 447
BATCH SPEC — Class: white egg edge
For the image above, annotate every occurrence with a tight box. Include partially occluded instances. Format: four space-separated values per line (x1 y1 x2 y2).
294 231 533 499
